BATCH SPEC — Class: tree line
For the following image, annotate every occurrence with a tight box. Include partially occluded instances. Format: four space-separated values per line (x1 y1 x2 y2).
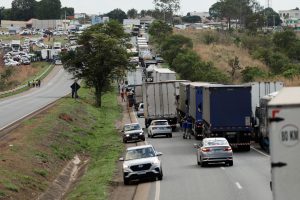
148 20 230 83
0 0 74 21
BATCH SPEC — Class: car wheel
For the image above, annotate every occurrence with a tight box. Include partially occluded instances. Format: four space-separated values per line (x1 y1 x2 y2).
123 139 127 143
169 134 172 138
197 160 201 166
201 162 207 167
228 160 233 166
142 138 145 141
124 177 130 185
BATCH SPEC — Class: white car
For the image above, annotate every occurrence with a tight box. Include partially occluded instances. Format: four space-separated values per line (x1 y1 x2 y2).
137 103 144 117
120 144 163 185
148 120 172 138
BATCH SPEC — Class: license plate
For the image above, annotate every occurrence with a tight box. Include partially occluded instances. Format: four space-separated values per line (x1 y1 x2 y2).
137 171 146 175
132 136 138 139
214 149 222 152
160 127 165 130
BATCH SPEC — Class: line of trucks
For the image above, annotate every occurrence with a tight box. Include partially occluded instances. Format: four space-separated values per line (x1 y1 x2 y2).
126 35 284 151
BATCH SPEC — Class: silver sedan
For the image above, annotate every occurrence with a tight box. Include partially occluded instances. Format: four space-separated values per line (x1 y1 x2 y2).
195 137 233 167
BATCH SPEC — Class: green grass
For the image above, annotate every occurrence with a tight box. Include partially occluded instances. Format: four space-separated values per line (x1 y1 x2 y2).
0 86 123 199
33 169 48 177
3 181 19 193
0 190 5 197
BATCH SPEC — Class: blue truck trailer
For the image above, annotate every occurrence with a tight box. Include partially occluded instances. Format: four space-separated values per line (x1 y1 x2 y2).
189 82 211 139
202 85 253 151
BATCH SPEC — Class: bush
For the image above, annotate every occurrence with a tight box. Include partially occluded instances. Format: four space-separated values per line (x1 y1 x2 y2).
241 66 267 82
268 52 290 74
202 31 219 45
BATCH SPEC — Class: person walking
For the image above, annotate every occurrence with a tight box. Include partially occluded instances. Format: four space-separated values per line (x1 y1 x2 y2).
121 89 125 102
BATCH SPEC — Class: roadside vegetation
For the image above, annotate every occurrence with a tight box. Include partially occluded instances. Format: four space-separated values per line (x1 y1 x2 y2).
149 20 300 85
0 61 52 93
0 86 123 200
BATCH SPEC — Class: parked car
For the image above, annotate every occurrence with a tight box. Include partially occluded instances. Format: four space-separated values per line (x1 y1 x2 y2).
195 137 233 167
22 58 31 65
148 120 172 138
122 123 145 143
137 103 144 117
55 59 62 65
120 144 163 185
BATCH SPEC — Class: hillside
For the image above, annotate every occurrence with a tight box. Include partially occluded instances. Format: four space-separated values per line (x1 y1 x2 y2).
174 29 297 85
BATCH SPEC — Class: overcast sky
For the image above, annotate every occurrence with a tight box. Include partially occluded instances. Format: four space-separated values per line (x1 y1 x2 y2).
1 0 300 15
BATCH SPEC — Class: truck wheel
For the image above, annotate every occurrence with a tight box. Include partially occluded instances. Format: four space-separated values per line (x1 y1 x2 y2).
228 161 233 166
158 170 163 180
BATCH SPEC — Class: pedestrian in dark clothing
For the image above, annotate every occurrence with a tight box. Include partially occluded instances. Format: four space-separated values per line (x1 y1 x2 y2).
37 79 41 87
70 81 80 98
32 80 36 87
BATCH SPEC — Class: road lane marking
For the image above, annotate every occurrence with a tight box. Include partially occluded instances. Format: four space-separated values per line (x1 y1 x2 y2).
220 167 225 170
155 180 160 200
235 182 243 190
251 146 270 158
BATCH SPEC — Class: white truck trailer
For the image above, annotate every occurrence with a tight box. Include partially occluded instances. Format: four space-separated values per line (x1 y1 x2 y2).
143 80 187 130
126 66 143 86
268 87 300 200
152 68 176 82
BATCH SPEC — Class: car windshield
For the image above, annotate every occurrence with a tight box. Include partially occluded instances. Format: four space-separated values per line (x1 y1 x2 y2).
125 147 156 160
124 124 141 131
153 121 168 126
204 140 228 146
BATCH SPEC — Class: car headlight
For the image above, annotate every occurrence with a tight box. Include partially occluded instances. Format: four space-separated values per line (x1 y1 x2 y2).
126 134 130 137
123 164 130 170
152 159 160 165
139 132 143 135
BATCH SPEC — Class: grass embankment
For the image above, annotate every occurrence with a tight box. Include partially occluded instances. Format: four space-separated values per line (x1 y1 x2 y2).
0 87 124 200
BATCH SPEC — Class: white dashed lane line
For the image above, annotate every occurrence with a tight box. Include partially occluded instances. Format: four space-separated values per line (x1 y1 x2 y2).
251 146 270 158
236 182 243 190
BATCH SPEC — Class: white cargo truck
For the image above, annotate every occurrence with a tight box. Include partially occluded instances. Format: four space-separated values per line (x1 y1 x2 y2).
126 66 143 86
268 87 300 200
143 80 187 130
248 81 284 118
250 82 284 148
152 68 176 82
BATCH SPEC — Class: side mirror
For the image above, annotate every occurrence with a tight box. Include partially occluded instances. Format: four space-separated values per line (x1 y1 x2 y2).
119 157 124 161
156 152 163 156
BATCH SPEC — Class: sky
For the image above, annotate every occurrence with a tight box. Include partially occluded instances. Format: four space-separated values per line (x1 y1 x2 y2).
1 0 300 15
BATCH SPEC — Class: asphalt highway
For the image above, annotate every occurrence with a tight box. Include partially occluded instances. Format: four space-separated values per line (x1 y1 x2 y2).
0 66 74 131
136 116 273 200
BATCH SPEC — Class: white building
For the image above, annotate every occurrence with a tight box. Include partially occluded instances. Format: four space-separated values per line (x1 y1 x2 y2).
278 9 300 22
189 11 210 19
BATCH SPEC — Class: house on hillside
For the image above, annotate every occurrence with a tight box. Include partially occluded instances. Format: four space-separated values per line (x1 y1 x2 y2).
279 8 300 23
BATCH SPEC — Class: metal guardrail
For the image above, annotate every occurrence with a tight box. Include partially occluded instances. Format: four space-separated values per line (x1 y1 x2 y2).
0 64 53 96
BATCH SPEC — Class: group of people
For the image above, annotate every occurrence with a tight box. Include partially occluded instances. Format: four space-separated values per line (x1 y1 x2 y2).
28 79 41 88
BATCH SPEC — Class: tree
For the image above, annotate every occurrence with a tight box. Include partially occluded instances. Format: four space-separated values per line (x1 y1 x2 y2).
127 8 138 19
11 0 36 20
61 21 130 107
182 15 201 23
36 0 61 19
0 8 12 20
228 56 242 81
148 20 172 43
241 66 267 82
160 34 193 66
273 29 297 51
153 0 180 23
263 7 281 27
105 8 127 23
209 0 263 30
61 7 74 19
0 7 3 26
172 50 199 80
